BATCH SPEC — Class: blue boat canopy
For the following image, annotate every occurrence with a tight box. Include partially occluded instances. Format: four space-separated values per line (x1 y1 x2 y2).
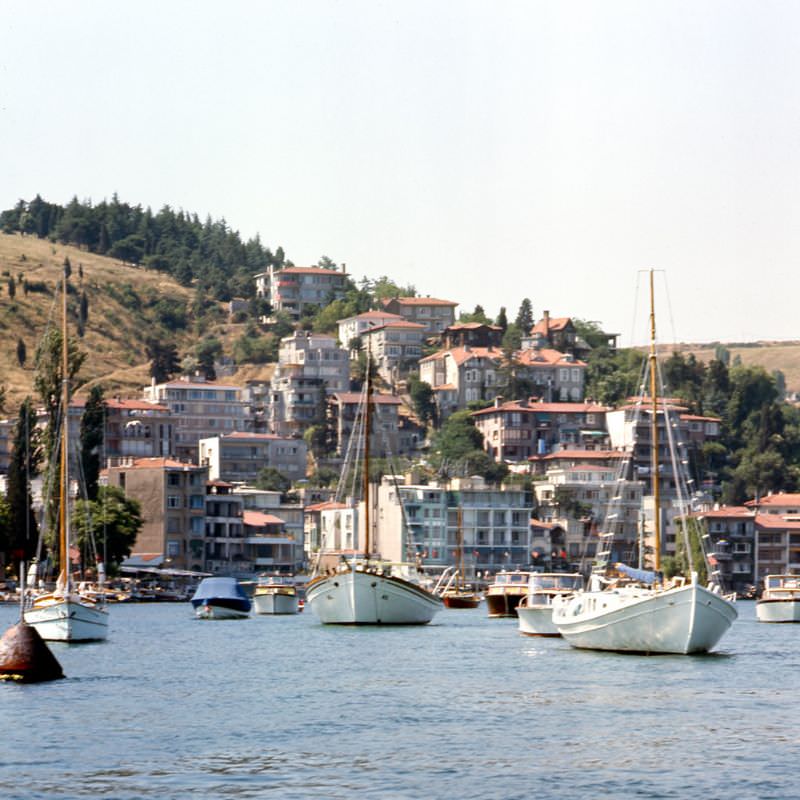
191 577 249 603
615 564 659 584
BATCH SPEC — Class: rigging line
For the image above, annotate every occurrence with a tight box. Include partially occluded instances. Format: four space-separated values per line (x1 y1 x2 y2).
660 270 682 351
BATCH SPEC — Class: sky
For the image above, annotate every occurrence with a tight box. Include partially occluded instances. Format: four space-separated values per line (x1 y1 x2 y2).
1 1 798 346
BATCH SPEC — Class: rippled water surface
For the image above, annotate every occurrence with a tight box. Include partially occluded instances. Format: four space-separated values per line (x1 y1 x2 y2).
1 600 798 799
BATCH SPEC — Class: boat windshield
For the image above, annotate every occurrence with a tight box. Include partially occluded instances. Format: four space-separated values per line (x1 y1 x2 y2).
767 575 800 590
529 574 583 592
495 572 528 585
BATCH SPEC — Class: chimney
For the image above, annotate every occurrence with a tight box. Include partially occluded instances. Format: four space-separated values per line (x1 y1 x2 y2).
543 310 550 332
494 395 503 408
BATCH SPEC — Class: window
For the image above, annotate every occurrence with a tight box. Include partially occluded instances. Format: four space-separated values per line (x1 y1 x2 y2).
167 495 181 509
168 473 181 487
166 540 181 557
189 495 204 509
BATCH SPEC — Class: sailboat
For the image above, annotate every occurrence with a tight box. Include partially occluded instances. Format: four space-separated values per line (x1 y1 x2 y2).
552 270 737 654
441 508 482 608
24 269 109 642
305 354 443 625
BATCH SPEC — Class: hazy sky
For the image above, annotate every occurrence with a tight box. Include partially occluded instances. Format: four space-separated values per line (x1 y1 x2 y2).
2 1 798 346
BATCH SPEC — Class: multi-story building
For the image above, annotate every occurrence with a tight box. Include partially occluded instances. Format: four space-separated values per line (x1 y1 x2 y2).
440 322 503 350
107 458 209 571
472 399 611 463
360 320 426 386
743 494 800 580
380 296 458 336
419 346 502 419
514 348 587 402
337 310 404 353
143 376 248 463
689 506 755 595
101 398 173 466
204 480 245 575
255 264 349 321
268 332 349 437
533 463 644 572
198 432 307 483
374 476 534 575
234 487 305 572
0 417 14 474
242 510 298 574
526 311 617 358
329 392 402 459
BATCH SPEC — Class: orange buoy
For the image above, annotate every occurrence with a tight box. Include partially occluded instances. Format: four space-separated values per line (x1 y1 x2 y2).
0 622 65 683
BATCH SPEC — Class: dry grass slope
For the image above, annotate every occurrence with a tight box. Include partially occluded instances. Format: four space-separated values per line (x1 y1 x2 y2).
0 232 194 411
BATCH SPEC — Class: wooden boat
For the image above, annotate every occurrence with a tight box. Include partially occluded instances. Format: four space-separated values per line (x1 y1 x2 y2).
485 570 533 618
517 573 583 636
756 575 800 622
441 509 482 609
553 271 737 654
253 578 299 615
306 353 442 625
24 269 109 642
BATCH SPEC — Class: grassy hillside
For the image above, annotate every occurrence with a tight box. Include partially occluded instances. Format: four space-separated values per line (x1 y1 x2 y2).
0 233 200 411
664 342 800 395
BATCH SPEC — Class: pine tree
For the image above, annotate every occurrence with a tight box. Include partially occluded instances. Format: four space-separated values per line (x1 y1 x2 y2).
16 337 26 368
5 399 42 572
80 385 105 502
515 298 533 334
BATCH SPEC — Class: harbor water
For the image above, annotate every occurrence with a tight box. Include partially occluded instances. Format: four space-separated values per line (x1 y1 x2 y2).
1 600 798 800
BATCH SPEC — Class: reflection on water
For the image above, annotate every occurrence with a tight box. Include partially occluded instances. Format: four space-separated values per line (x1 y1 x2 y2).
1 601 799 799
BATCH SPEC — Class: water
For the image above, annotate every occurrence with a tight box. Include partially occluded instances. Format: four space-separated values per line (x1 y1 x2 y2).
1 601 798 800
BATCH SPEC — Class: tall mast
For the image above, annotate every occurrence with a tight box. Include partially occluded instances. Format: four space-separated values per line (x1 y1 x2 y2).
457 506 464 591
648 269 661 573
362 349 372 558
60 268 70 591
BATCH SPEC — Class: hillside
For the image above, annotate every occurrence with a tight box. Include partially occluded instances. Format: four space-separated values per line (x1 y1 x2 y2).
0 233 199 411
663 342 800 395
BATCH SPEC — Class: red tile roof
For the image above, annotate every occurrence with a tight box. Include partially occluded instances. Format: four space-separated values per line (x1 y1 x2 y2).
305 500 349 512
531 316 571 334
221 432 285 440
755 513 800 530
681 414 722 423
384 296 457 307
746 493 800 508
361 320 427 332
280 266 347 276
473 400 610 417
126 457 203 470
515 348 587 367
419 346 502 366
243 510 285 526
691 506 753 519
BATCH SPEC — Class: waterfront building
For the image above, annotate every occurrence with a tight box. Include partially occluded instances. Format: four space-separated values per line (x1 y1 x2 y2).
143 376 248 463
234 486 305 572
198 432 307 483
204 480 245 574
689 506 756 595
533 462 644 572
107 458 209 571
374 476 533 574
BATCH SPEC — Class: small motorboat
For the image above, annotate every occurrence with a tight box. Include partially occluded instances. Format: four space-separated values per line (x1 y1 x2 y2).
190 577 251 620
253 578 299 615
756 575 800 623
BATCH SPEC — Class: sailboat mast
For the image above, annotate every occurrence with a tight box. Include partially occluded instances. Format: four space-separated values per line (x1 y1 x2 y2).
363 350 372 558
457 506 464 590
60 268 70 591
648 269 661 573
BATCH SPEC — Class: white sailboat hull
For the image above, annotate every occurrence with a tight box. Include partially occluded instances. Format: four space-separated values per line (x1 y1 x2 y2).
24 597 109 642
253 591 299 615
756 599 800 623
306 569 443 625
517 605 560 636
553 582 737 654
